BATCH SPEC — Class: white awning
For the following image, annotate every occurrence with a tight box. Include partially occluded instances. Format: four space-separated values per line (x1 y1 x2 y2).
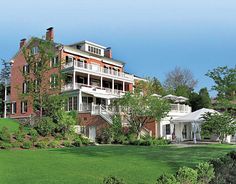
81 89 119 99
171 108 218 124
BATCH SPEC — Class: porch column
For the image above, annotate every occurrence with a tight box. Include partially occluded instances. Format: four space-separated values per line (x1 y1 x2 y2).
123 81 125 92
79 90 82 111
101 76 103 88
87 74 90 86
73 71 76 89
112 79 114 93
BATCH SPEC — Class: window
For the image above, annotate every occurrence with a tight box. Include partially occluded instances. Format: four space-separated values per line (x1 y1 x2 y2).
73 96 78 110
182 125 187 139
31 46 39 55
88 46 91 52
69 97 73 111
21 101 27 113
166 124 171 135
50 74 58 88
66 56 73 63
22 81 29 93
11 102 17 114
23 65 30 75
51 56 59 67
34 79 40 92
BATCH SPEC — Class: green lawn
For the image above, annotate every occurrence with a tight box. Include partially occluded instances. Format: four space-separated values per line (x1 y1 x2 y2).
0 118 19 132
0 144 235 184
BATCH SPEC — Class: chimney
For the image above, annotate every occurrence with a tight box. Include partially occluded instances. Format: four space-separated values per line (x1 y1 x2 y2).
20 38 26 49
104 47 112 58
46 27 54 41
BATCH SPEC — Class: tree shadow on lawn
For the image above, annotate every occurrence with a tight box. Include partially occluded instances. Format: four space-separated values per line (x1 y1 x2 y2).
49 144 236 171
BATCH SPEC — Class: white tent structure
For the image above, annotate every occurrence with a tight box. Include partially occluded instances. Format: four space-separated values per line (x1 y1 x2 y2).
171 108 218 143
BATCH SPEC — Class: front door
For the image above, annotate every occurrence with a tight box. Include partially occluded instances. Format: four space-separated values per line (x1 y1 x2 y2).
89 126 96 142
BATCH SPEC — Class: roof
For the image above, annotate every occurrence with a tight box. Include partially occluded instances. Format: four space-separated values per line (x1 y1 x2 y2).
69 40 107 49
172 108 219 123
63 45 125 66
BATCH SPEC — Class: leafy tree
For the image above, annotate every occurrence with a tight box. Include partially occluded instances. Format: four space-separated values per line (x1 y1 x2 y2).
201 112 236 143
0 59 11 117
189 88 211 111
135 77 165 96
175 85 192 98
116 81 170 139
20 38 62 118
206 66 236 113
164 67 198 91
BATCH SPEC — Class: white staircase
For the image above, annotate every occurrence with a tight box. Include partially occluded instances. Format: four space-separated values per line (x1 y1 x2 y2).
91 104 113 124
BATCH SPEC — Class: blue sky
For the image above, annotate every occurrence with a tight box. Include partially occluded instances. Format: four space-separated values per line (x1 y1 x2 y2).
0 0 236 96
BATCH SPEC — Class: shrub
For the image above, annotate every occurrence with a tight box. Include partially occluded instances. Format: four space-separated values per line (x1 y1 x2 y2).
0 141 12 149
80 136 90 145
156 174 180 184
103 176 126 184
55 133 64 140
35 117 55 136
127 134 137 144
22 141 33 149
73 137 82 147
210 151 236 184
14 130 26 142
48 140 60 148
63 140 73 147
155 138 170 145
0 127 11 142
11 141 22 148
97 128 113 144
114 135 127 144
176 166 198 184
28 128 39 143
36 140 48 149
196 162 215 184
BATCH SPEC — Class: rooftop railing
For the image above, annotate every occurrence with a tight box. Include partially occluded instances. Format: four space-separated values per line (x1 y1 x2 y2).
170 104 191 113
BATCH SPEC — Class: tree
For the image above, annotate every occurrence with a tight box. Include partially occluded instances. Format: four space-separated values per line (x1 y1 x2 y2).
206 66 236 113
164 67 198 91
189 88 211 111
201 112 236 143
21 38 62 118
0 59 11 118
135 77 165 96
116 82 170 139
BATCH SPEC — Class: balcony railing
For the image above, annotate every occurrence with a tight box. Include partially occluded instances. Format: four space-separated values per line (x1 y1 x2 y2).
170 104 191 113
63 61 134 80
62 82 125 96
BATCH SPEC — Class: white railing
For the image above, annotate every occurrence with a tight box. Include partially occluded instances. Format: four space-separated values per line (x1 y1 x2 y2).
170 104 191 113
90 104 113 124
62 83 126 96
63 61 134 80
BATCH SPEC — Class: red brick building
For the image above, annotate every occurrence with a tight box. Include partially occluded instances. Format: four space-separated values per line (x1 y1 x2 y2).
9 28 158 140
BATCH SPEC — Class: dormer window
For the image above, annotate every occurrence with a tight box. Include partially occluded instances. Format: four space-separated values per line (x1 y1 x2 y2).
87 45 102 56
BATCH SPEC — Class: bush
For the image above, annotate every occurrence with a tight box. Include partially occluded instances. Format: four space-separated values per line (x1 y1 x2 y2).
210 151 236 184
127 134 137 145
114 135 127 144
11 141 22 148
63 140 73 147
80 136 90 145
97 128 113 144
28 128 39 143
196 162 215 184
154 138 170 145
103 176 126 184
36 140 48 149
35 117 55 136
176 166 198 184
22 141 33 149
14 130 26 142
0 141 12 149
73 137 82 147
156 174 180 184
55 133 64 140
48 140 60 148
0 127 11 142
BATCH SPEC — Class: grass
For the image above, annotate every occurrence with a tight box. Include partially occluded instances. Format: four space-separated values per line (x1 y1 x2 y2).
0 118 19 132
0 144 235 184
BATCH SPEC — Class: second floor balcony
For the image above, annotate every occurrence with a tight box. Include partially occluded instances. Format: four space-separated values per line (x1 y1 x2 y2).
170 104 192 114
63 60 134 82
